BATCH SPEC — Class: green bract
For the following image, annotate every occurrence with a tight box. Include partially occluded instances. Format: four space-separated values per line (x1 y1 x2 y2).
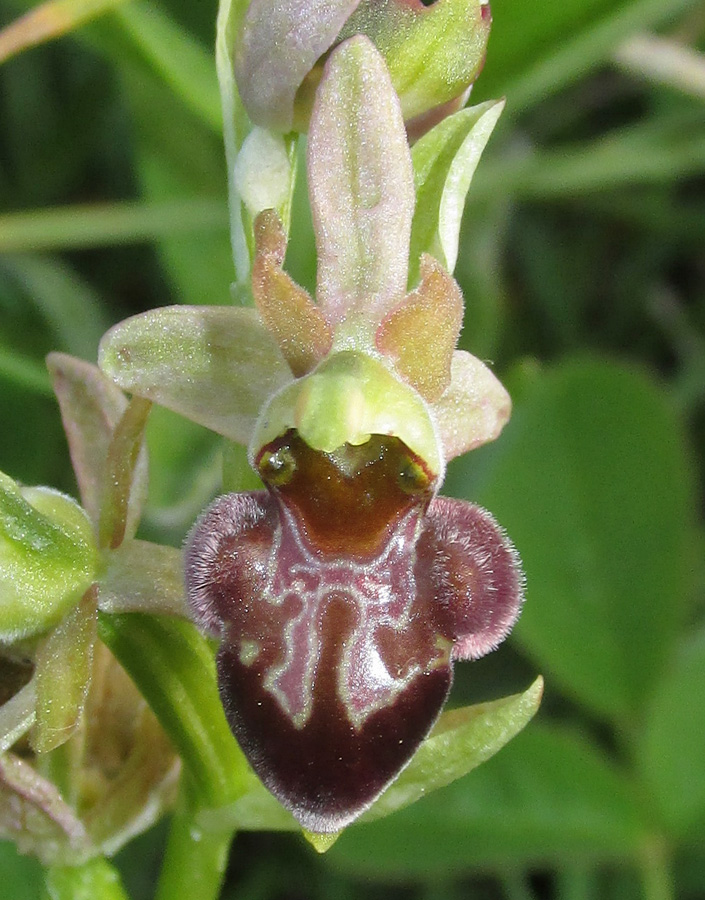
0 474 96 642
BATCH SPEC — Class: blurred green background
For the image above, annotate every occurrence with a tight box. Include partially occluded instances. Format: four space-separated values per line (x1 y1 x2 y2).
0 0 704 898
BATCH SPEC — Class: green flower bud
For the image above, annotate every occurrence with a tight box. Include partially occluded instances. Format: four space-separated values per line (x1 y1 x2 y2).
0 474 96 643
235 0 491 133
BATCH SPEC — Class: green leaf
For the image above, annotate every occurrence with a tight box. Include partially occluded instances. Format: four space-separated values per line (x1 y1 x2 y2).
0 477 96 642
445 358 696 722
410 100 504 282
98 306 292 445
308 36 414 346
327 723 650 876
0 841 43 900
637 629 705 836
362 676 543 823
97 612 248 810
476 0 703 113
31 587 97 754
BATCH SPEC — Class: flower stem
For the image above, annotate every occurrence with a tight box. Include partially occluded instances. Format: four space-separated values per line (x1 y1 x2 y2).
43 857 129 900
155 779 236 900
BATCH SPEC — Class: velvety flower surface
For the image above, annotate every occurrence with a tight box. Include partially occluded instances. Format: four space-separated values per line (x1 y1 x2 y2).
186 432 521 833
100 36 523 834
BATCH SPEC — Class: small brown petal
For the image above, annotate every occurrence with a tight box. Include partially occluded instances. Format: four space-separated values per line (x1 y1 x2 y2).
376 254 463 401
252 211 332 378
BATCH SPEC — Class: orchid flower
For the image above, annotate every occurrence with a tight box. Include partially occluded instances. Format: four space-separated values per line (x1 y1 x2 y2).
99 37 525 835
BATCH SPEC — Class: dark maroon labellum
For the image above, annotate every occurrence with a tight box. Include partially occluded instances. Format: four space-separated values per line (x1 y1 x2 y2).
185 430 522 833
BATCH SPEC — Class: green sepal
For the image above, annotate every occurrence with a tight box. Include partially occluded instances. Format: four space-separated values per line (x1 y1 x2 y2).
31 587 97 754
410 99 504 282
98 306 293 446
0 476 96 643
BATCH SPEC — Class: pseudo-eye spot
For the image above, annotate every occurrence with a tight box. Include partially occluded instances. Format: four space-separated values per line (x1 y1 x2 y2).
185 429 523 834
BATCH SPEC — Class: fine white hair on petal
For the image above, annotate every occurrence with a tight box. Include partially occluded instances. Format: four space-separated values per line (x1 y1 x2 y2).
425 497 525 661
184 492 272 636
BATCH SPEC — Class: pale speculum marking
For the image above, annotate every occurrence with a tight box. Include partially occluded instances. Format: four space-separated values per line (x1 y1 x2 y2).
262 503 437 730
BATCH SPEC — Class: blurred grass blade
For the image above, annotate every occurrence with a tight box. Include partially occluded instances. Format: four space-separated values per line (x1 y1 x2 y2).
0 0 128 65
97 612 249 809
0 344 53 396
1 255 110 360
122 64 237 306
479 0 702 112
475 114 705 199
614 33 705 100
113 2 221 133
0 199 227 253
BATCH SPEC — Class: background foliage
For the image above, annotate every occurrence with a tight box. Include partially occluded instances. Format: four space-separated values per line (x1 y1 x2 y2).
0 0 704 898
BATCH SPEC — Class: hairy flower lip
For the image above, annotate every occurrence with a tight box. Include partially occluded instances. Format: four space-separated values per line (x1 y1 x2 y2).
185 447 524 832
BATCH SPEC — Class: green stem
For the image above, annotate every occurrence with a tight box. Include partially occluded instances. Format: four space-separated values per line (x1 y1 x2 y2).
155 780 236 900
43 857 130 900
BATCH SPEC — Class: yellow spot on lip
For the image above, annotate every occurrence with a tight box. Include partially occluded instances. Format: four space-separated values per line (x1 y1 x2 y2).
239 640 260 666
